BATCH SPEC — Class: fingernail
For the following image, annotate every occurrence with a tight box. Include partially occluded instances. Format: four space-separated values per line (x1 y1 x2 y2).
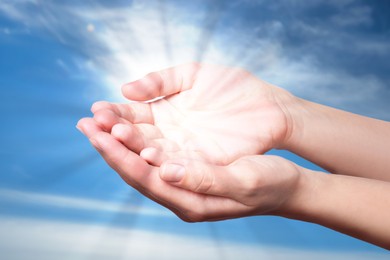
162 163 185 182
76 124 84 134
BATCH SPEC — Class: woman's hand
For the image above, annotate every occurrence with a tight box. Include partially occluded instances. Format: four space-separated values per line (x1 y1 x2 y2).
157 152 303 221
77 62 390 249
84 63 297 166
77 117 302 221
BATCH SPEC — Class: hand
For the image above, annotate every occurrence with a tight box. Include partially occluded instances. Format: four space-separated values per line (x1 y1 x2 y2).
85 63 296 165
77 119 302 222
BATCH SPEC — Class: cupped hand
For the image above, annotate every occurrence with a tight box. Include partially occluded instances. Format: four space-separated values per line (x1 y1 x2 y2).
77 118 302 221
86 63 296 166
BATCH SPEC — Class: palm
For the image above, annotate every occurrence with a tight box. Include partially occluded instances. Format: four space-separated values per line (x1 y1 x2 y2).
147 67 288 165
91 64 290 166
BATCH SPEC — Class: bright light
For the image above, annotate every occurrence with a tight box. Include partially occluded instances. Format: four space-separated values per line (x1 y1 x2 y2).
86 23 95 32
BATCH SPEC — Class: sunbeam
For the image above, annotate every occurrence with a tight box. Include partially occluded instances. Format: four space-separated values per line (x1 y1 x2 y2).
26 152 101 191
195 0 227 62
86 189 146 260
158 0 174 65
1 0 390 259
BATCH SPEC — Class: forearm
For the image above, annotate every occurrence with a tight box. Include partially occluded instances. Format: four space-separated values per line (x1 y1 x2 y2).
283 97 390 181
280 168 390 250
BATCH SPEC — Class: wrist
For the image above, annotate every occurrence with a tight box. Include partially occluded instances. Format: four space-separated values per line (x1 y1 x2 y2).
273 165 327 219
275 93 329 154
271 87 306 151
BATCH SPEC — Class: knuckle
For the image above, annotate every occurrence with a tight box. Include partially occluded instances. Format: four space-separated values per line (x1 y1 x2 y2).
191 164 214 194
156 70 168 95
177 214 194 223
185 212 207 223
230 162 261 199
93 109 114 125
180 201 208 223
124 104 135 122
241 178 261 199
183 214 203 223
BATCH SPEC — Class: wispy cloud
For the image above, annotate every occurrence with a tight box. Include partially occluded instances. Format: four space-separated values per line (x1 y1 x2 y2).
1 2 389 257
1 0 389 120
0 188 172 217
0 216 388 260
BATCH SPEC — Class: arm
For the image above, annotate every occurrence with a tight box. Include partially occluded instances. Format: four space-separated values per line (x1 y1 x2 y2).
76 62 390 248
279 96 390 181
283 167 390 250
84 63 390 181
76 116 390 249
157 152 390 249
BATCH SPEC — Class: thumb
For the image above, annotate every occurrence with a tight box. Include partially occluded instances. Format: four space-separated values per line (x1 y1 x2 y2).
121 62 200 101
159 160 231 196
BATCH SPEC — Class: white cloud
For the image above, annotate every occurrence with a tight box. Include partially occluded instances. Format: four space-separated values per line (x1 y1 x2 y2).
56 58 70 73
1 188 387 258
0 188 172 217
0 0 388 118
258 56 386 105
0 216 387 260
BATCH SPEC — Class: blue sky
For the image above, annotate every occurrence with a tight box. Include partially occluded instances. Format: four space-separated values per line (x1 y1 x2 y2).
0 0 389 259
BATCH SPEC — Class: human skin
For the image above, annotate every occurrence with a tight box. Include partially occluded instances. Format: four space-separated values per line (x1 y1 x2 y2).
84 63 292 166
77 63 390 249
283 98 390 181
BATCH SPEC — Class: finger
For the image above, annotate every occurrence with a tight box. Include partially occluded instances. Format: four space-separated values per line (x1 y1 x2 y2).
93 109 128 132
76 117 103 138
140 147 164 166
90 132 254 221
159 159 235 197
91 101 112 113
121 62 201 101
92 101 154 124
111 123 164 153
88 131 222 219
146 138 180 152
89 131 153 189
140 147 206 166
135 123 163 139
111 123 146 153
111 123 170 152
